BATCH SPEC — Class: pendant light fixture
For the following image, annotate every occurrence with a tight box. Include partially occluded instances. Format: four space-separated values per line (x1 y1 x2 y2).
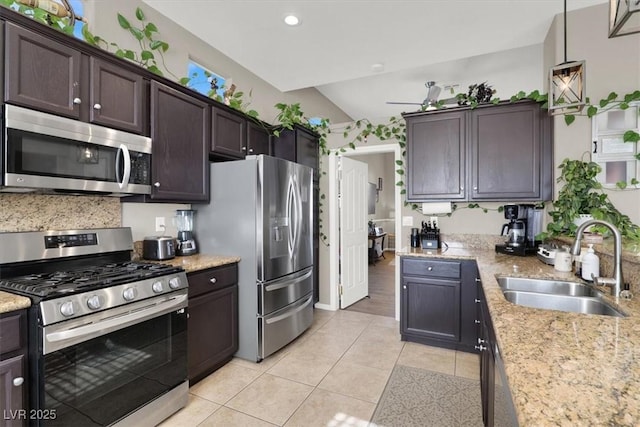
549 0 586 115
609 0 640 38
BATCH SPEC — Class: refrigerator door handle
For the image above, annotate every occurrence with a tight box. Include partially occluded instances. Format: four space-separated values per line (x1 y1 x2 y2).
286 176 295 256
264 267 313 292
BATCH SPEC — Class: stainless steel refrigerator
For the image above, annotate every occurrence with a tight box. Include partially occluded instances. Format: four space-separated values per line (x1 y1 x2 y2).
194 155 314 362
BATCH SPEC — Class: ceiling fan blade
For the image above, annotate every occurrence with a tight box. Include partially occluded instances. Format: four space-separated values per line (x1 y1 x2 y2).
386 101 424 105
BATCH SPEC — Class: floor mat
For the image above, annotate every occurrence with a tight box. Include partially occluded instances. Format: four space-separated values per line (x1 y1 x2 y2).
371 365 483 427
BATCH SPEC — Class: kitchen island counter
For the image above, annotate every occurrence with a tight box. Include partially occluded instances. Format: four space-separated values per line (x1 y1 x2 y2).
0 291 30 314
398 246 640 426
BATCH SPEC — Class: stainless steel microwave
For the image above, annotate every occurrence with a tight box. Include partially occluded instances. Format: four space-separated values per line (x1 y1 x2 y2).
2 105 152 195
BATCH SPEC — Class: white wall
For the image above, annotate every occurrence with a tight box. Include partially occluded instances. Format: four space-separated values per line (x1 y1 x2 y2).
545 3 640 225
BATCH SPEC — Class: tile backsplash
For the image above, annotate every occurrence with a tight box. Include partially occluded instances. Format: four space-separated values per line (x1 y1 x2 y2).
0 194 120 232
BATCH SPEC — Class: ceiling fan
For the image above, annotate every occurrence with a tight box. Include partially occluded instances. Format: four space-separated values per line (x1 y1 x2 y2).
386 81 459 110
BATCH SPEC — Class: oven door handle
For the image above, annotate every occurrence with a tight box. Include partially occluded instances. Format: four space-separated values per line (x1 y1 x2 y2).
44 294 187 354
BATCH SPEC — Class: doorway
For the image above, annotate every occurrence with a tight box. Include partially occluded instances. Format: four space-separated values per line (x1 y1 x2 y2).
328 143 402 320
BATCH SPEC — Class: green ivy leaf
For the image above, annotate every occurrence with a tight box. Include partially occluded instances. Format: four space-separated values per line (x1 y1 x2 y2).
586 105 598 117
395 160 403 166
115 49 125 58
620 102 629 110
564 114 576 126
81 24 96 45
129 27 144 41
616 181 627 189
117 13 131 30
607 92 618 101
491 98 500 105
179 77 191 86
624 130 640 143
135 7 145 21
141 50 154 61
124 49 136 60
146 65 163 76
145 22 158 33
396 169 405 175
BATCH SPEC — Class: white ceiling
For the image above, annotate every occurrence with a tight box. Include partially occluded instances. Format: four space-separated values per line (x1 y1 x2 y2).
143 0 606 120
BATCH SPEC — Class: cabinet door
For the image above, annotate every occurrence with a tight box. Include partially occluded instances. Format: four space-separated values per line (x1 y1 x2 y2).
471 103 541 200
89 58 146 134
150 82 209 202
294 128 319 180
0 355 25 427
406 111 466 201
211 106 246 159
188 285 238 384
5 22 82 119
247 121 271 156
401 276 461 342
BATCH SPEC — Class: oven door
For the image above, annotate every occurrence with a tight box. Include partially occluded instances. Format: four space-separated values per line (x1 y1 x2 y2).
32 292 187 427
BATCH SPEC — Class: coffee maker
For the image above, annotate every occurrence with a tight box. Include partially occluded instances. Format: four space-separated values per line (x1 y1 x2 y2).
495 204 543 256
174 209 198 256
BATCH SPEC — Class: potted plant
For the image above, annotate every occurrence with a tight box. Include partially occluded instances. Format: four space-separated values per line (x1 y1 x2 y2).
545 158 640 241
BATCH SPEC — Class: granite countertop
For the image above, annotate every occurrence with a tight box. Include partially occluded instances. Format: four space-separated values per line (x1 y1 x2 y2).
0 291 31 314
147 253 240 273
398 247 640 426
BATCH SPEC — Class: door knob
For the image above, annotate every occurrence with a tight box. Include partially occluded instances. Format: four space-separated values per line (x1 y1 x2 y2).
154 182 161 187
73 97 82 105
93 103 102 110
13 377 23 387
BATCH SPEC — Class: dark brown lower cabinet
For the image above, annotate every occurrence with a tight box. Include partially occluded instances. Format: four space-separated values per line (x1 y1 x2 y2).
400 257 478 352
187 264 238 385
0 310 27 427
477 284 519 427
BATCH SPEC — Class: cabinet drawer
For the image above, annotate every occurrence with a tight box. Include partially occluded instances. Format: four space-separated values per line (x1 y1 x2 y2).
402 258 460 279
0 312 23 355
188 263 238 298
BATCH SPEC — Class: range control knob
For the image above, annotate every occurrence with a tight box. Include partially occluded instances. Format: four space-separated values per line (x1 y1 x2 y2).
87 295 102 310
60 301 75 317
152 281 164 293
169 277 181 289
123 287 138 301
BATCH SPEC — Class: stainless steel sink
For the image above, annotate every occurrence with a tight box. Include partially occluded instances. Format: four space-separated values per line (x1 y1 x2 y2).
501 290 626 317
497 277 602 297
497 277 626 317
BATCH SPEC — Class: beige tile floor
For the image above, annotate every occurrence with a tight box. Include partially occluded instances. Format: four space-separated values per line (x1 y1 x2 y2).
160 309 480 427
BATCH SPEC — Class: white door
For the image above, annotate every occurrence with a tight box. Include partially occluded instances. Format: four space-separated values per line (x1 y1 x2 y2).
339 156 369 309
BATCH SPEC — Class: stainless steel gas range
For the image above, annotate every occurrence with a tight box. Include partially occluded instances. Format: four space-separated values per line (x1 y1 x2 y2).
0 228 188 427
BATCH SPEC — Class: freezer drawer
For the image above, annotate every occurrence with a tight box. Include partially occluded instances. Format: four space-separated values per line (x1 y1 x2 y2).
259 293 313 359
258 267 313 315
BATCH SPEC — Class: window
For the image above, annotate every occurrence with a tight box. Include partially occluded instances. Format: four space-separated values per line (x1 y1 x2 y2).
185 61 226 99
592 102 640 188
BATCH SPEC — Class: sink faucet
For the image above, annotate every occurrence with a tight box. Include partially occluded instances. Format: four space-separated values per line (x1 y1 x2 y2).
570 219 623 297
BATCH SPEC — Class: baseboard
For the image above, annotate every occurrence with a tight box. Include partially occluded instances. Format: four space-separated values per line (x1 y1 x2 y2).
314 303 337 311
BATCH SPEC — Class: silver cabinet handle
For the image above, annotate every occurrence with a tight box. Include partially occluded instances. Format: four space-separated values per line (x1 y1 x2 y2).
478 338 486 344
154 182 161 187
13 377 23 387
475 345 487 351
403 285 407 289
475 299 481 303
475 278 482 283
93 103 102 110
242 146 247 151
460 186 464 190
427 266 433 271
473 186 478 190
73 97 82 104
249 148 254 153
209 278 217 284
475 320 481 324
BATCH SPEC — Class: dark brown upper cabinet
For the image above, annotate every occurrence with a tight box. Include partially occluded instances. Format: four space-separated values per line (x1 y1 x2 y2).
272 125 320 181
150 81 209 202
5 22 146 134
246 120 271 156
404 100 552 202
211 105 246 159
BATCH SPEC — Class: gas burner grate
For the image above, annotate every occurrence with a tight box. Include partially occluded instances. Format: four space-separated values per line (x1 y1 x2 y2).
0 261 182 298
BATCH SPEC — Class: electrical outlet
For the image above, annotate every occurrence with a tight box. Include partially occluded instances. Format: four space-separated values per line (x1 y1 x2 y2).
155 217 166 232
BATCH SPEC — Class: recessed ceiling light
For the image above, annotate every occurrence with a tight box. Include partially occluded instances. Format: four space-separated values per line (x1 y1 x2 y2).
371 63 385 73
284 14 300 26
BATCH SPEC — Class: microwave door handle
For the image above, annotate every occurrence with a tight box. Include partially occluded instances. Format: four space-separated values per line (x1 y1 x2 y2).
116 144 131 189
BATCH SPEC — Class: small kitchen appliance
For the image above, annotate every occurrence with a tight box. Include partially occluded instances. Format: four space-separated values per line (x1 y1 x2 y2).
143 235 176 260
495 204 544 256
175 209 198 256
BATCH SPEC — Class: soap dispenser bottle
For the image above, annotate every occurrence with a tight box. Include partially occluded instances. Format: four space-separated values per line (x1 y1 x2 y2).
581 244 600 281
